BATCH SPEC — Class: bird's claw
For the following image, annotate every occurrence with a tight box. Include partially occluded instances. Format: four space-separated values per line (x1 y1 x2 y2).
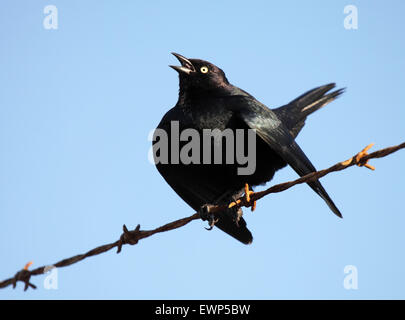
205 217 219 230
199 204 219 230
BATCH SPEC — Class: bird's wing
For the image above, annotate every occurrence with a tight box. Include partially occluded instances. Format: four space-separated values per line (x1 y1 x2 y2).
226 95 342 218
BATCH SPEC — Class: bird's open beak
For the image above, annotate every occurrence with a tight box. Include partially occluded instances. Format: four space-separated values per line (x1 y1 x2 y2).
170 52 195 74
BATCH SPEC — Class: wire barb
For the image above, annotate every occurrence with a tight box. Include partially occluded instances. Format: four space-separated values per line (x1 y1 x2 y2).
0 141 404 291
355 143 376 170
117 224 142 253
12 269 36 291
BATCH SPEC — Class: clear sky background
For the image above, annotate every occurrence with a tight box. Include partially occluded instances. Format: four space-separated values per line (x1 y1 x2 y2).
1 0 404 299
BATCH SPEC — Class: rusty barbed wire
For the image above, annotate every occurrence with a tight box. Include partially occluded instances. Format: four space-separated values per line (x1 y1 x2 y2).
0 142 404 291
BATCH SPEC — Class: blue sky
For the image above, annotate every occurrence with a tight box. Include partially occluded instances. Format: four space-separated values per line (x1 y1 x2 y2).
1 0 404 299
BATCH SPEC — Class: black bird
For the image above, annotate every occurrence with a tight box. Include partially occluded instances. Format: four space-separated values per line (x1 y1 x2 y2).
153 53 344 244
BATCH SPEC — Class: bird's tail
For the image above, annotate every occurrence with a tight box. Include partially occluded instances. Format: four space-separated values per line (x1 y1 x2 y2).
273 83 345 137
308 179 343 218
215 211 253 245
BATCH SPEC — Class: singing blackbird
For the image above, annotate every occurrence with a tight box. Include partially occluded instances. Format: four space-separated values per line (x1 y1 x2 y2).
153 53 344 244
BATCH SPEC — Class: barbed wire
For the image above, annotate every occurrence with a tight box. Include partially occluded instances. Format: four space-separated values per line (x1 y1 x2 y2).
0 142 404 291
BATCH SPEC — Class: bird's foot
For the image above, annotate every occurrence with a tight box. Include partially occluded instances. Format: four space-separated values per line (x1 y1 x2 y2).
228 183 257 212
199 204 219 231
355 143 375 170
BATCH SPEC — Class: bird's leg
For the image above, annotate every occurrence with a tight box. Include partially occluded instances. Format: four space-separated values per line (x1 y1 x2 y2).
199 204 219 231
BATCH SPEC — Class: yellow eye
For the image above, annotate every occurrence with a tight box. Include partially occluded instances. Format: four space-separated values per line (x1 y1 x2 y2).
200 66 209 73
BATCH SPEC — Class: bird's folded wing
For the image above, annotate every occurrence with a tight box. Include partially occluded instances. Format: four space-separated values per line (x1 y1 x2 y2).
226 95 342 217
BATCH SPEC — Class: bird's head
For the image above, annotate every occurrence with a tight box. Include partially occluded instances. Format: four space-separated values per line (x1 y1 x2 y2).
170 53 230 94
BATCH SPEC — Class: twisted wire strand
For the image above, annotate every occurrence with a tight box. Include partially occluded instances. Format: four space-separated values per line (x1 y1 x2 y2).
1 142 404 291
